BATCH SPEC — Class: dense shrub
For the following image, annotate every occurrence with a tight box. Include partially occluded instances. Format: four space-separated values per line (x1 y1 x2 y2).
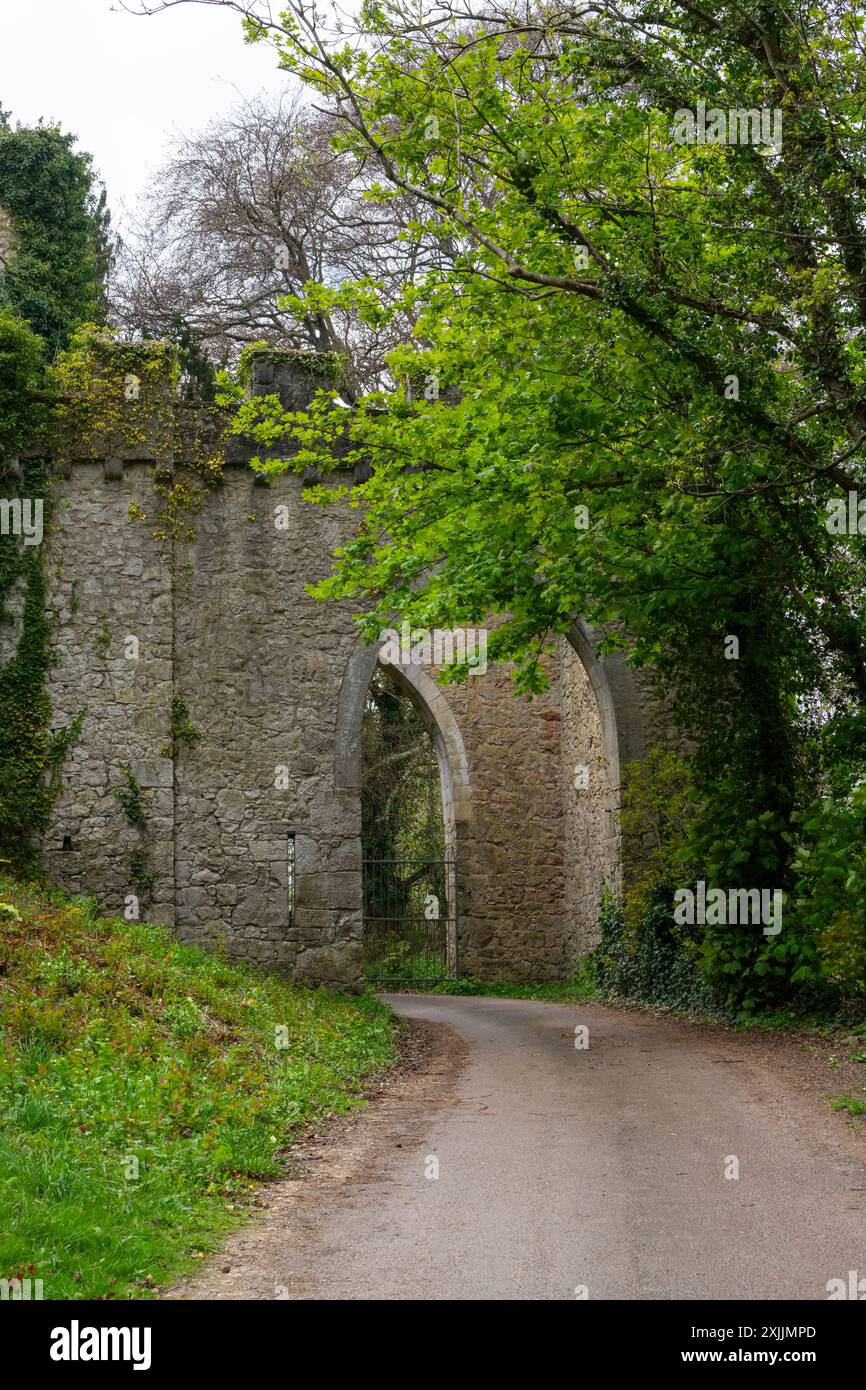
594 884 718 1014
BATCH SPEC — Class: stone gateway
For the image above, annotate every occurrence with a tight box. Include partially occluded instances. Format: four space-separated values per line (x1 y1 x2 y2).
38 351 652 990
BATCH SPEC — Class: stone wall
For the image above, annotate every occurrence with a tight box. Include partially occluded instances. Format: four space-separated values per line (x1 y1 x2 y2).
170 462 367 988
36 349 651 989
441 658 568 981
41 472 176 927
559 638 621 961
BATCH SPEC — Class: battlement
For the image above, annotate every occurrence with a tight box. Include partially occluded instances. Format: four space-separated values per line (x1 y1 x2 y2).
37 342 355 487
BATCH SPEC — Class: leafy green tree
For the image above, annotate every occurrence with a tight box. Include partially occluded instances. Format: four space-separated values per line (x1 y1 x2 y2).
137 0 866 1004
0 114 113 353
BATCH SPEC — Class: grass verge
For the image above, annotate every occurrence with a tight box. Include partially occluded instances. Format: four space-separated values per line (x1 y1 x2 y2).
0 876 395 1299
426 963 597 1004
426 968 866 1041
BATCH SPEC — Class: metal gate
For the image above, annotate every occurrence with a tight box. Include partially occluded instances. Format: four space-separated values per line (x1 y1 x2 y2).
362 857 458 986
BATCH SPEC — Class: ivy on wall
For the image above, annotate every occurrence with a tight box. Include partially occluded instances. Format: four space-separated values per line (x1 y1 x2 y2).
0 461 80 872
0 307 50 456
55 324 227 544
113 765 154 898
0 310 69 870
163 694 201 759
235 341 346 391
0 118 133 875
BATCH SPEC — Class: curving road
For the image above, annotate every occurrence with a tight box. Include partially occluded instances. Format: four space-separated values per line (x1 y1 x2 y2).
173 994 866 1301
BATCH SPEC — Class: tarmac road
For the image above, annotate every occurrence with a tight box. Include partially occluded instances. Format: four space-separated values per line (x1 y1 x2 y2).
172 994 866 1301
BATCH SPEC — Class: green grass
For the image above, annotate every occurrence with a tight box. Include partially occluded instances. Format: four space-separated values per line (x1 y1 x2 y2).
0 876 396 1299
831 1094 866 1116
425 962 598 1004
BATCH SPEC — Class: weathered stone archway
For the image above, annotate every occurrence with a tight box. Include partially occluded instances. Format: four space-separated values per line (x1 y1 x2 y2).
328 616 647 983
335 641 472 978
334 639 473 831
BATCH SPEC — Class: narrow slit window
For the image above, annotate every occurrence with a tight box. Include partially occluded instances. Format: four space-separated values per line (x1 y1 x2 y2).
287 833 295 925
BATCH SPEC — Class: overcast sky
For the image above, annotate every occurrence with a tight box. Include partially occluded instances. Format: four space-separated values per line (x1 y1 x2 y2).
0 0 293 232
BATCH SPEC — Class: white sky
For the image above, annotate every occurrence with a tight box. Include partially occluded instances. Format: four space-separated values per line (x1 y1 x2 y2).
0 0 293 233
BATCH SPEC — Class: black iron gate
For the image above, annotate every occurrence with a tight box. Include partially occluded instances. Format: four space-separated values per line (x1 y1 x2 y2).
362 857 457 986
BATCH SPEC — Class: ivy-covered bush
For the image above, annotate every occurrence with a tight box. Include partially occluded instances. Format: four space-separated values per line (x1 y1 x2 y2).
616 748 837 1018
594 884 719 1015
